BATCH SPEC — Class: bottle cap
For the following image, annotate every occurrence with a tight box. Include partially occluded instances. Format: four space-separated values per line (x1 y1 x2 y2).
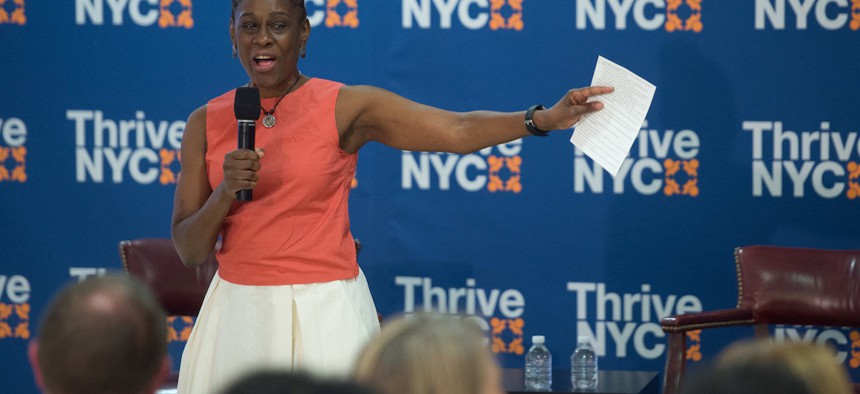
532 335 545 344
578 336 590 343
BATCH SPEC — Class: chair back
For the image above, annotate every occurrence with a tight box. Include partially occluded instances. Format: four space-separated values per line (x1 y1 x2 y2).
119 238 218 316
661 245 860 394
736 245 860 327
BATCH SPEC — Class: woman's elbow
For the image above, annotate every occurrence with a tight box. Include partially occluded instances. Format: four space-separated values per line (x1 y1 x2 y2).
178 253 206 269
171 237 207 268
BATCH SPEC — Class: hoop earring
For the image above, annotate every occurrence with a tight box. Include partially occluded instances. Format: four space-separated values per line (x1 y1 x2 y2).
232 46 237 58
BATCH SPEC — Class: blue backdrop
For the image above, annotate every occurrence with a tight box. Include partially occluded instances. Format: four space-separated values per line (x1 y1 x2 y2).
2 1 860 392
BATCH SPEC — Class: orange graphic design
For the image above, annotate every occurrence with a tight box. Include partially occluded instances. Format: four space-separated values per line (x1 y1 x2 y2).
167 316 194 342
0 147 7 181
664 158 698 197
488 155 522 193
665 0 702 33
0 0 26 25
847 162 860 200
490 0 524 31
160 148 180 185
326 0 359 28
490 317 525 355
0 146 27 183
686 329 702 361
0 302 30 340
851 0 860 30
850 331 860 368
159 0 193 29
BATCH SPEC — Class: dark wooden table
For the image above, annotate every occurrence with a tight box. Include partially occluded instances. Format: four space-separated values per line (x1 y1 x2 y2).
503 369 659 394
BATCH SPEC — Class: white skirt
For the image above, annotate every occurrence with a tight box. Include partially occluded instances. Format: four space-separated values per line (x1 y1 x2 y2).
176 269 380 394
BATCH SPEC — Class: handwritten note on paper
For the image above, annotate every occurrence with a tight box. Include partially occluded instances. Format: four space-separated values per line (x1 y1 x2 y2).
570 56 656 177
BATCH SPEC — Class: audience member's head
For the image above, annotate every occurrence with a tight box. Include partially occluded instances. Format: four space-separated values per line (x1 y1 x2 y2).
353 313 503 394
681 339 853 394
222 369 378 394
28 274 169 394
313 381 379 394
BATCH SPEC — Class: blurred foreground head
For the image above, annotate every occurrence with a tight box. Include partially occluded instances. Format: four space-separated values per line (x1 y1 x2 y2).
29 274 168 394
682 339 853 394
353 312 504 394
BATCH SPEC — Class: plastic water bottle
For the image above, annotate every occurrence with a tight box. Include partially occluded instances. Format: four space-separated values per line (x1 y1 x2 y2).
571 336 598 390
524 335 552 391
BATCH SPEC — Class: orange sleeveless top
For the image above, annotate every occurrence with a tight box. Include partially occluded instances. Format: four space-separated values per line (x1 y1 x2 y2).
205 78 358 285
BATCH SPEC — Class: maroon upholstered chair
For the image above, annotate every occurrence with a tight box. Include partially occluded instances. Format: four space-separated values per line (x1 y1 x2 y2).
660 245 860 394
119 238 218 317
119 238 219 390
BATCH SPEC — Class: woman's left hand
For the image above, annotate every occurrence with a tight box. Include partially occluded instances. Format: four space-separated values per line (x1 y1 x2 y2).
535 86 614 131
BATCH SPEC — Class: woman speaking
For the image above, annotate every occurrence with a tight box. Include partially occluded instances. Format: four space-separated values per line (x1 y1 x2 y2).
170 0 613 392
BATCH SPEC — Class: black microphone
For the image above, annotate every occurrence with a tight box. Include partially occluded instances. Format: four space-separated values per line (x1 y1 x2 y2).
234 87 260 202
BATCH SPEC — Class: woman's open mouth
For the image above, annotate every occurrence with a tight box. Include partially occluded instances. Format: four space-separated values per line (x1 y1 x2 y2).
253 55 277 72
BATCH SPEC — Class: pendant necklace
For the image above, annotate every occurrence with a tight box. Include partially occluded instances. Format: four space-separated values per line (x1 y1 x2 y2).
261 72 302 129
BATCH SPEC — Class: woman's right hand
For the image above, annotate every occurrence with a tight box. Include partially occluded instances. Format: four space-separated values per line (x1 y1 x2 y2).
220 147 265 198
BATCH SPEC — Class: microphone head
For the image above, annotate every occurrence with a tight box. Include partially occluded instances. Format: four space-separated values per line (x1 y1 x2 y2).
234 87 261 121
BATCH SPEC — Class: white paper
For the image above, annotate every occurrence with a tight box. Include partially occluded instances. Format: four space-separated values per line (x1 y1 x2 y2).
570 56 656 177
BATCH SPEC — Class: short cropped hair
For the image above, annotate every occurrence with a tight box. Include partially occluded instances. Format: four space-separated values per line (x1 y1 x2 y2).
36 275 167 394
231 0 308 22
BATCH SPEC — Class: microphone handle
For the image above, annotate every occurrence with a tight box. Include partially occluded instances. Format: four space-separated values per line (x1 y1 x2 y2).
237 120 255 202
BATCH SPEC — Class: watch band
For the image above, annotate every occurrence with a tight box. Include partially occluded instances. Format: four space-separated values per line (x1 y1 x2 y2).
524 104 550 137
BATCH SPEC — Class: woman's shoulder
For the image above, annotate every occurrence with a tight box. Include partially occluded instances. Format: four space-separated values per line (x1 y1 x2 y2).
308 77 343 86
188 104 207 124
303 77 345 96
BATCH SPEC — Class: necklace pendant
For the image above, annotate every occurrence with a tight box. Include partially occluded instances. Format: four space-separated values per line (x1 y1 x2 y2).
262 114 276 128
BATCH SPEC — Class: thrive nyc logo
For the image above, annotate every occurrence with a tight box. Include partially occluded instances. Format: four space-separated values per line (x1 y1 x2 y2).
755 0 860 30
396 276 527 355
576 0 703 32
746 121 860 199
574 121 701 197
0 275 31 341
567 282 702 360
307 0 360 28
68 110 184 185
75 0 193 28
403 0 525 30
0 116 27 184
0 0 26 25
402 140 525 193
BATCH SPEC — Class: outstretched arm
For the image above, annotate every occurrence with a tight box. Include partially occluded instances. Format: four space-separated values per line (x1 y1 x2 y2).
336 85 613 154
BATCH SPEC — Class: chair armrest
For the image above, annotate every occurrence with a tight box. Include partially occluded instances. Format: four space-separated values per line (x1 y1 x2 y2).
661 308 754 332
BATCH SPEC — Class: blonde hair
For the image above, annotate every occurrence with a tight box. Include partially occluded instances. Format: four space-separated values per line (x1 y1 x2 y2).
717 340 852 394
353 313 500 394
